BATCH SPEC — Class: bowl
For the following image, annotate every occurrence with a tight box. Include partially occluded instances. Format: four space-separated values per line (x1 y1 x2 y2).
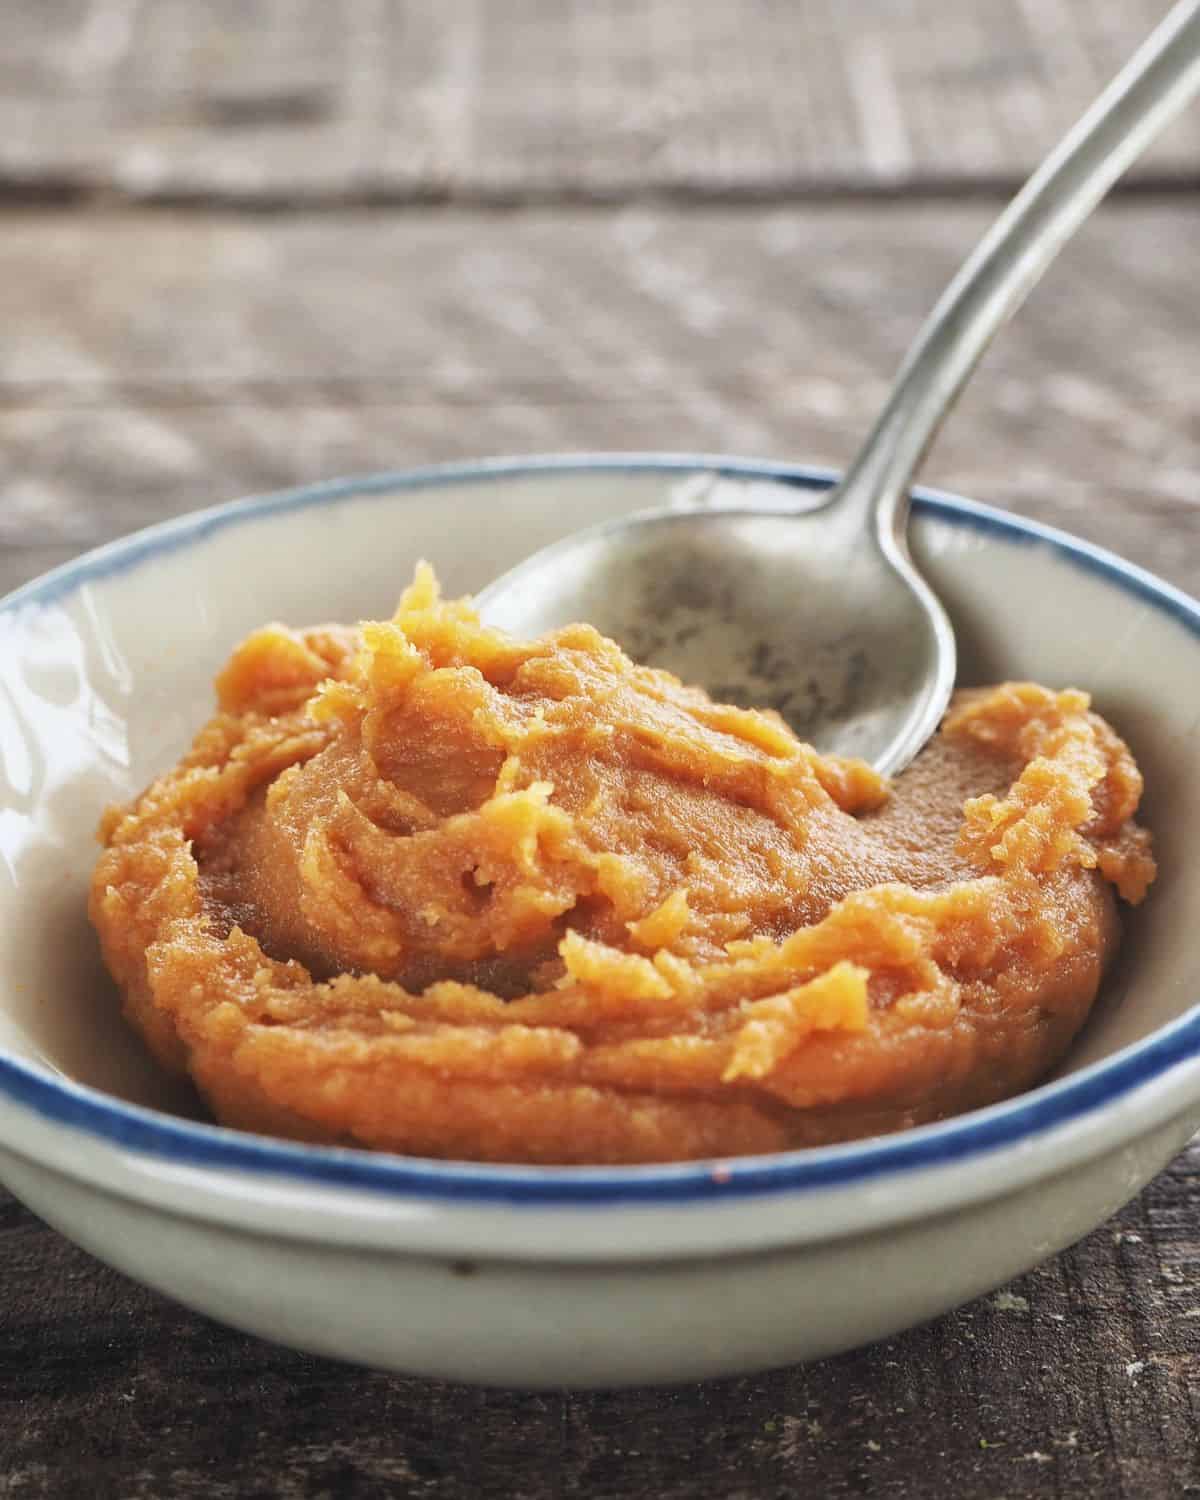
1 455 1198 1389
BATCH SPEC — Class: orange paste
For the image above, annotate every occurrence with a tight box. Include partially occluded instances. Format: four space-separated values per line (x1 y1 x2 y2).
89 565 1155 1163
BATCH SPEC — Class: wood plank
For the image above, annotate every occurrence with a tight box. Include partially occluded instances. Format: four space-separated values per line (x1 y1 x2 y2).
1 0 1198 204
1 201 1197 593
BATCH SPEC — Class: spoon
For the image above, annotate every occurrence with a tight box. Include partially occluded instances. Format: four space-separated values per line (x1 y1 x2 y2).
477 0 1200 775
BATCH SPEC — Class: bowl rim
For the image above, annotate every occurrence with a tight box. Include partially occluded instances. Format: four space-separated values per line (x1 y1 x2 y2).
2 451 1199 1211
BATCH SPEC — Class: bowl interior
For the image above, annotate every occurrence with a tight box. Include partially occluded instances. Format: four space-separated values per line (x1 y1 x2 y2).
1 461 1197 1122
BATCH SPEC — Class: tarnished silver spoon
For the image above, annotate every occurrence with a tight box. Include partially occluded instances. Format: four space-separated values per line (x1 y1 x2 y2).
478 0 1200 774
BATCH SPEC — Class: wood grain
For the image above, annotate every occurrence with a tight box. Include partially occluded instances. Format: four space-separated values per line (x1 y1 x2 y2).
2 0 1199 206
1 201 1197 597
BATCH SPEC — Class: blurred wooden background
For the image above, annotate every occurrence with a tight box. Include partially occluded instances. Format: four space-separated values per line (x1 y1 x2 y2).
4 0 1200 201
1 3 1198 1498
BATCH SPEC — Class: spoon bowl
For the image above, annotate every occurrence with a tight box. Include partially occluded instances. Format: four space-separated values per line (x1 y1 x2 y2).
477 495 955 772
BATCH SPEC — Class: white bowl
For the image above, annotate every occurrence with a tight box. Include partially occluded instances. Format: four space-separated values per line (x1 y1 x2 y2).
1 456 1198 1389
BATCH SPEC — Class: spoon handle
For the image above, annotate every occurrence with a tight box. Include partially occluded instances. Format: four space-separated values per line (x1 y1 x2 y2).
832 0 1200 547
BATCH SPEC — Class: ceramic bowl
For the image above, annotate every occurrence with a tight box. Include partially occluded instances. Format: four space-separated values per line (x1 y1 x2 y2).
1 456 1198 1389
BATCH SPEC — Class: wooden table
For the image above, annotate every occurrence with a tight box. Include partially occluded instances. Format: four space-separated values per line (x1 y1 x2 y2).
2 4 1199 1496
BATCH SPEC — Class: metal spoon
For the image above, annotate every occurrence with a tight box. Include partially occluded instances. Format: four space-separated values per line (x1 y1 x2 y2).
477 0 1200 774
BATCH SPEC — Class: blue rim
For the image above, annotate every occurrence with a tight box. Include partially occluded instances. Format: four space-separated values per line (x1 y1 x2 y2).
3 454 1199 1207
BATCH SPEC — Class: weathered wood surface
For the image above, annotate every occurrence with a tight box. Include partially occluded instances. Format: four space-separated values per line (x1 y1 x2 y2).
3 0 1200 205
2 201 1198 598
1 192 1199 1497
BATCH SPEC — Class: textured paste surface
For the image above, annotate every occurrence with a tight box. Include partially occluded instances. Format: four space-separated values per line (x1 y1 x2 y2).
90 566 1155 1163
